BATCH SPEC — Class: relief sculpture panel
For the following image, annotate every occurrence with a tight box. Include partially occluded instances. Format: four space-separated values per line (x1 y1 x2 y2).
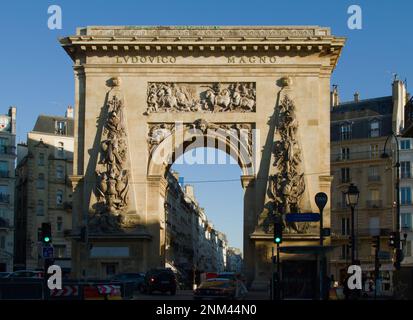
146 82 256 114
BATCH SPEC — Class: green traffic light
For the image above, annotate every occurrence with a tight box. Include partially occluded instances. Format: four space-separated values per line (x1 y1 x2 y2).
44 236 50 243
275 237 281 244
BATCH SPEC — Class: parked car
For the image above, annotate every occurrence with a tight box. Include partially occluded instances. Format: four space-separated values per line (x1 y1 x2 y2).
0 272 11 278
110 272 145 291
141 268 177 295
194 278 236 300
6 270 44 278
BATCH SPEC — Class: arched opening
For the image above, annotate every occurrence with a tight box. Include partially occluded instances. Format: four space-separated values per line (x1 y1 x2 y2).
164 147 244 288
148 123 254 288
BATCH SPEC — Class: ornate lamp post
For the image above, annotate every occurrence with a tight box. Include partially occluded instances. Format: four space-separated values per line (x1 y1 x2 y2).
345 183 360 264
381 133 402 262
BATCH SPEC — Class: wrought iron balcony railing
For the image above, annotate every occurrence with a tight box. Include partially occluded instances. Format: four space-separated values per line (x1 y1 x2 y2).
0 193 10 203
366 200 383 208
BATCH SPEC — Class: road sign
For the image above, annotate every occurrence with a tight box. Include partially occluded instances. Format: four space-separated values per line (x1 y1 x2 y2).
285 213 320 222
315 192 328 211
378 251 391 260
42 246 54 259
50 285 79 297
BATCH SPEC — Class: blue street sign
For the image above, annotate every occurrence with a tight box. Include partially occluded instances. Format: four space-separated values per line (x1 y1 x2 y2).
285 213 320 223
42 246 54 259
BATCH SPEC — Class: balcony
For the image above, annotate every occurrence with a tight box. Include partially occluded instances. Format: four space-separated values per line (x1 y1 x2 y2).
357 228 391 237
366 200 383 209
401 226 413 233
334 202 347 210
0 193 10 204
0 146 16 156
332 151 383 162
401 172 412 179
368 175 381 182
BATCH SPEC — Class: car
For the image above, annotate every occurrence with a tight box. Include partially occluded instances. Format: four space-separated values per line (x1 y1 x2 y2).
110 272 145 292
0 272 11 278
6 270 44 278
141 268 177 295
194 278 237 300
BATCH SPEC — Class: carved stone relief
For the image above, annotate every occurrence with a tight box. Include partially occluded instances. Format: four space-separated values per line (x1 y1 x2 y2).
261 93 308 234
145 82 256 114
89 89 130 232
147 120 253 156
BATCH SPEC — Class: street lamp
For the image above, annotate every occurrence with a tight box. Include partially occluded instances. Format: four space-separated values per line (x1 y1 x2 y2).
345 183 360 265
382 132 402 268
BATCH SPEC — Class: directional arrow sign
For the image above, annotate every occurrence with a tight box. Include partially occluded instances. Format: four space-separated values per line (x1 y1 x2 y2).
42 246 54 259
285 213 320 223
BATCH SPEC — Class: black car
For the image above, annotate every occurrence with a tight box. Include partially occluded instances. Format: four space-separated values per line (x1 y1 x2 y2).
111 272 145 292
142 268 177 295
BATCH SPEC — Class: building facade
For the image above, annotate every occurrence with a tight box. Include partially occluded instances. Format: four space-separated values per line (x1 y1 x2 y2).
329 81 407 295
164 171 233 283
0 107 16 272
226 247 243 273
14 108 74 273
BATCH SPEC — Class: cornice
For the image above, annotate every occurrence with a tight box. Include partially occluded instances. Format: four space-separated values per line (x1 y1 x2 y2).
60 26 346 70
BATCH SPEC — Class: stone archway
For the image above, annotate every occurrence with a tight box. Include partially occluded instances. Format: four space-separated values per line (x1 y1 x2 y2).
62 26 345 285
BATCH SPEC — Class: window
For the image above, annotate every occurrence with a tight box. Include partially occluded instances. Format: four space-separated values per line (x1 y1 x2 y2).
36 200 44 216
0 236 5 249
37 173 45 189
341 217 350 235
38 153 45 166
401 140 411 150
341 147 350 160
56 190 63 205
57 216 63 232
368 166 380 181
401 187 412 205
0 161 8 178
370 144 380 159
406 241 412 257
0 185 9 203
57 142 64 158
370 189 380 201
56 121 67 135
340 123 352 140
56 165 64 179
341 168 350 183
341 244 350 260
0 138 7 154
369 217 380 235
401 213 412 231
341 192 347 208
54 245 66 258
370 120 380 137
401 161 411 179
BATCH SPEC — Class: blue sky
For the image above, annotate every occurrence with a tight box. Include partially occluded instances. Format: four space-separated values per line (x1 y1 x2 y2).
1 0 412 250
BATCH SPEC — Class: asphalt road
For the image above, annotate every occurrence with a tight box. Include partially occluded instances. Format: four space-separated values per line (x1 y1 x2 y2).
133 290 270 300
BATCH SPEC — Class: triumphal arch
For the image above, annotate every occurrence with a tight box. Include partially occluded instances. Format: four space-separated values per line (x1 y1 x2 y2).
61 26 344 288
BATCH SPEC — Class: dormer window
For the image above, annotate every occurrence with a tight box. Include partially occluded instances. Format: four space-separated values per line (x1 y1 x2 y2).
56 121 67 135
370 120 380 138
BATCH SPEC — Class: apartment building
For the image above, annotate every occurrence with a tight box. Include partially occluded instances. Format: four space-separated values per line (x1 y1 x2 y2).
0 107 16 272
329 80 407 295
14 107 74 273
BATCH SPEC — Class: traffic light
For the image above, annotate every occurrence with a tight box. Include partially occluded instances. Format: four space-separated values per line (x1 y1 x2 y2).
389 232 399 248
41 222 52 244
274 222 283 244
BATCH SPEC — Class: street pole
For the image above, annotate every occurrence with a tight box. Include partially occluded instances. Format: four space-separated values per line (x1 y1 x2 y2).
351 206 356 265
276 243 280 300
319 207 324 300
271 247 274 300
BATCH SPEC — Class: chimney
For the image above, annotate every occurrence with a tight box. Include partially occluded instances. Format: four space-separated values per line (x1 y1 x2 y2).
8 106 16 134
330 85 340 107
392 79 407 133
185 185 195 201
354 92 360 103
65 106 74 118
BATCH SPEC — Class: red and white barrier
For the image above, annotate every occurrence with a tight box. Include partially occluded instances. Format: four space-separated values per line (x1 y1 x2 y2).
50 285 79 297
